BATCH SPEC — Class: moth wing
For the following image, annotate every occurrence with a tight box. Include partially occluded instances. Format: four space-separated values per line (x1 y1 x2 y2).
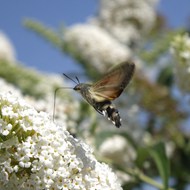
90 61 135 101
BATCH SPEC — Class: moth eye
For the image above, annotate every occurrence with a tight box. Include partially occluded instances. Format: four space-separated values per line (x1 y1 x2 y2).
74 86 80 91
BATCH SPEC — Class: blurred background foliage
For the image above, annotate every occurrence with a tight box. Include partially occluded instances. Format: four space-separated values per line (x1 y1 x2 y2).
1 0 190 189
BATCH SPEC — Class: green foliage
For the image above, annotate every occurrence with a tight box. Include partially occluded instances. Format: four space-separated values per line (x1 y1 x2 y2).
0 60 45 98
157 66 174 87
149 142 170 189
136 142 170 190
23 19 62 49
140 30 185 64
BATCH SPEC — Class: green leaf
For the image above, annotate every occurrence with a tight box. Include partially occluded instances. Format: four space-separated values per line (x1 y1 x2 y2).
23 19 62 49
135 147 149 167
149 142 170 189
157 66 174 87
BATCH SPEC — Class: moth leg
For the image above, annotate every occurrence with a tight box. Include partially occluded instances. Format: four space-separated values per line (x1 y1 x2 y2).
93 106 104 115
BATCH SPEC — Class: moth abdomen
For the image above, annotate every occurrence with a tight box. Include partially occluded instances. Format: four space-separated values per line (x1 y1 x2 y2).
97 101 121 128
104 105 121 128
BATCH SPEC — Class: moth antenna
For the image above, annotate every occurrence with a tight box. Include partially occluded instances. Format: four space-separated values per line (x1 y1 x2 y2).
53 87 73 122
75 76 80 84
63 73 78 84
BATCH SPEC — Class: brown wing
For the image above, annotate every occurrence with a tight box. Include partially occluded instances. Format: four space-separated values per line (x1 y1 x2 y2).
90 61 135 101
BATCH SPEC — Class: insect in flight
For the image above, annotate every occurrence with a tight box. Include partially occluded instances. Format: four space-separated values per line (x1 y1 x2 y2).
53 61 135 128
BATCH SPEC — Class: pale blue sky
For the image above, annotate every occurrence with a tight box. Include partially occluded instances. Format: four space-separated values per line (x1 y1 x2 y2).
0 0 190 74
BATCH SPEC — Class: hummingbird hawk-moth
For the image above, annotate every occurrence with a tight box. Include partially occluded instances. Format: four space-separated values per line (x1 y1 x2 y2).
54 61 135 128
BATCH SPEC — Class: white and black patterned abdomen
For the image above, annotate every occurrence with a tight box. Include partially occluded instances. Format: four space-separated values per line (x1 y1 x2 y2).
95 101 121 128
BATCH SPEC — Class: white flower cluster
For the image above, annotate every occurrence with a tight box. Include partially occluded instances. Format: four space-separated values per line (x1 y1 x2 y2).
99 135 136 164
0 92 122 190
94 0 158 45
26 73 80 129
170 33 190 92
170 33 190 65
0 31 16 62
64 24 131 72
0 69 79 131
0 78 22 98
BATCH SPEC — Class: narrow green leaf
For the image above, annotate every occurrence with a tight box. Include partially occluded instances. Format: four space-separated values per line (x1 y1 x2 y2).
135 147 149 167
149 142 170 189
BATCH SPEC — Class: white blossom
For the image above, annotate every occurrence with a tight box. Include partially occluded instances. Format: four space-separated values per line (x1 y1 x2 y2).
0 78 22 97
93 0 158 45
64 24 131 72
99 135 136 164
171 33 190 62
0 72 80 131
0 92 122 190
0 31 16 62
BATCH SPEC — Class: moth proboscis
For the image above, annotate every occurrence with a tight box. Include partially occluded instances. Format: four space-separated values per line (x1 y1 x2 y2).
53 61 135 128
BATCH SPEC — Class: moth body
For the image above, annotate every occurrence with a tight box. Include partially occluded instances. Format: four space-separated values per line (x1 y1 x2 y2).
73 83 122 127
71 61 135 128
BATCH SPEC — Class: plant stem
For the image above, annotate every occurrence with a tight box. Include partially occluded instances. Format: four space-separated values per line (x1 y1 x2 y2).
125 167 175 190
